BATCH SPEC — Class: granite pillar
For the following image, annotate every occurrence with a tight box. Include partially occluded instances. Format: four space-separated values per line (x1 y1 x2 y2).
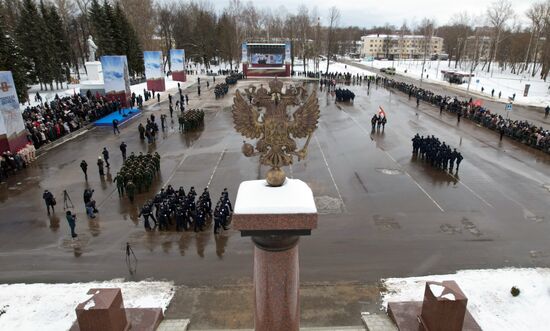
233 179 317 331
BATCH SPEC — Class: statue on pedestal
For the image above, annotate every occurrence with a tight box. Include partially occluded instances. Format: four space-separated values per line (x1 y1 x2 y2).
232 78 320 186
87 35 98 62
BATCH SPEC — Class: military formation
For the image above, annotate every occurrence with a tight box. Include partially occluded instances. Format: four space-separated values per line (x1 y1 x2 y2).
113 152 161 203
411 134 463 173
335 88 356 102
215 83 229 98
178 109 205 132
138 186 233 233
225 73 243 85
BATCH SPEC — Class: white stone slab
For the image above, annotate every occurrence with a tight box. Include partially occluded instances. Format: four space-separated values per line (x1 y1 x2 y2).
234 179 317 215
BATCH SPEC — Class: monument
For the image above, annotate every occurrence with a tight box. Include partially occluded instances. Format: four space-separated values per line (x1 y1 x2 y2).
232 79 320 331
81 35 105 97
232 79 319 186
87 35 98 62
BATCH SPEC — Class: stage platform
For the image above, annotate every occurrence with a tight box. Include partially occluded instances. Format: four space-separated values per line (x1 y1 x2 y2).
94 108 141 127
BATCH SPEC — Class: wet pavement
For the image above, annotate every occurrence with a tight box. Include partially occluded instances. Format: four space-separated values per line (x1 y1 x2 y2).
1 78 549 290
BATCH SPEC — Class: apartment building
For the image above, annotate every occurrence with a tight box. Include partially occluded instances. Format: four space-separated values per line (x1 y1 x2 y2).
360 34 444 59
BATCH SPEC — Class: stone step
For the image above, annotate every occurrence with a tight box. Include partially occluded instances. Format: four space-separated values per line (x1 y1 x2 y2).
361 313 398 331
157 319 191 331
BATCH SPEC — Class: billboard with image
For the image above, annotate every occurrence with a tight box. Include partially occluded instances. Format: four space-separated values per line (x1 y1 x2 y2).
170 49 186 82
0 71 27 153
100 55 131 106
144 51 165 91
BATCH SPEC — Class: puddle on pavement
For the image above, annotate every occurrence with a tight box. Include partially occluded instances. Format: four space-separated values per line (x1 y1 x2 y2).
59 233 92 257
373 215 401 231
314 196 343 214
375 168 403 175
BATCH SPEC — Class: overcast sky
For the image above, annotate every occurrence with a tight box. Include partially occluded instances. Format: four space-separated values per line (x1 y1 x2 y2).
214 0 538 28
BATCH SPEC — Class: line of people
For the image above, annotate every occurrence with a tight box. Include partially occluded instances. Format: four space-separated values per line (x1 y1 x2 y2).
139 186 232 233
412 134 463 173
383 78 550 153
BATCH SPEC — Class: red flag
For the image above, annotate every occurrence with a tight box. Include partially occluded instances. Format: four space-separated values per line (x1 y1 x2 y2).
378 106 386 117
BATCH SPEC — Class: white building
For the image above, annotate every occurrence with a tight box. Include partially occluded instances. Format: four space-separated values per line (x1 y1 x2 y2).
360 34 444 60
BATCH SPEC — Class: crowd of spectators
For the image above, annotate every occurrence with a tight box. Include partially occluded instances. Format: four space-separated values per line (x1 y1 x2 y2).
0 145 36 181
383 78 550 154
22 92 122 149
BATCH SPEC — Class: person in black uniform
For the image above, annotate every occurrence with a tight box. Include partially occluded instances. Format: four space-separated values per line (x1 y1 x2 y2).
42 190 56 215
139 201 156 230
80 160 88 180
102 147 110 167
202 188 212 216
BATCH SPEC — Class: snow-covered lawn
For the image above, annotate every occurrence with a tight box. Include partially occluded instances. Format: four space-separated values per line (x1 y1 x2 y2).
381 268 550 331
294 59 377 77
0 280 174 331
364 59 550 107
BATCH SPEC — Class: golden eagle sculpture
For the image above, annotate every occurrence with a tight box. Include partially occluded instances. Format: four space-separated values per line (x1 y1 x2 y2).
232 78 320 186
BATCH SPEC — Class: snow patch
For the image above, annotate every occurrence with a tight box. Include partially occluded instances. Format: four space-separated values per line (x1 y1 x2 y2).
82 299 95 311
381 268 550 331
441 293 456 301
234 179 317 214
0 280 174 331
428 283 445 297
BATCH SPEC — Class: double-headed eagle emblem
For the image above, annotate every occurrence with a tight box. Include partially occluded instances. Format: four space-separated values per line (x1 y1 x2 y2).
232 78 320 186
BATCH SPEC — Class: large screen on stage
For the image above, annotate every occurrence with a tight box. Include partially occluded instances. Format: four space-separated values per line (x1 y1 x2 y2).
247 44 286 65
250 54 284 65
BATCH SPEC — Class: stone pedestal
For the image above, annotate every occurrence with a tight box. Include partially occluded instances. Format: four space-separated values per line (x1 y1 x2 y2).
85 61 102 81
420 281 469 331
233 179 317 331
172 71 187 82
387 280 481 331
75 288 129 331
71 288 164 331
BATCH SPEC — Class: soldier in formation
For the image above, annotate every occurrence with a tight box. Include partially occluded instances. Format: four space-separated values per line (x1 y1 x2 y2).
335 88 355 102
180 109 204 132
411 134 463 173
114 152 161 203
214 83 229 98
139 187 231 233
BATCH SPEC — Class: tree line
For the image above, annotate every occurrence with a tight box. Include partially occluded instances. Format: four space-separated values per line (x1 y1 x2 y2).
2 0 550 103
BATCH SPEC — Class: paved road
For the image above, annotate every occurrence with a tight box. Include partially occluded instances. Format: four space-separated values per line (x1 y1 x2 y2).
0 78 549 287
340 59 550 128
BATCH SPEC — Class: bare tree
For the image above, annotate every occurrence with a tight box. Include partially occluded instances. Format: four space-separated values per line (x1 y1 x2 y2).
486 0 514 73
525 2 546 75
119 0 156 50
325 6 340 73
418 18 435 84
296 6 311 73
156 2 176 70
